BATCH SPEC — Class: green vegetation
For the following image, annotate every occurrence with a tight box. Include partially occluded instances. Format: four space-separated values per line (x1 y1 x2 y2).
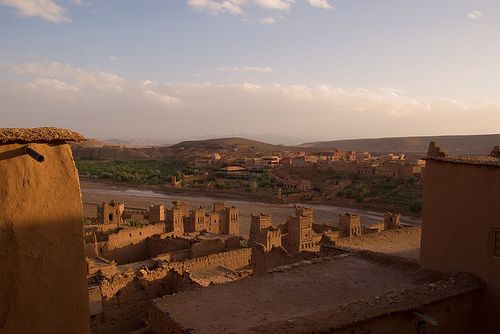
337 176 423 213
410 199 423 213
124 219 144 228
75 159 194 185
215 181 227 190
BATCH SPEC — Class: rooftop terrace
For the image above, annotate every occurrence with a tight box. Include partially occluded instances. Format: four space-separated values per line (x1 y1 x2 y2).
150 252 482 333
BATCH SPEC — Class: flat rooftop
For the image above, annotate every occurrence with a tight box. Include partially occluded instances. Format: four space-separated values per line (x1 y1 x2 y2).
0 127 85 143
336 227 421 259
150 253 481 333
426 155 500 167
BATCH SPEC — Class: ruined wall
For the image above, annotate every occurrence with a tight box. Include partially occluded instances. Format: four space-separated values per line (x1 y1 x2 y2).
339 213 361 237
100 202 124 225
0 142 90 334
147 236 190 258
384 212 401 230
251 244 318 275
93 248 251 334
93 270 193 334
191 238 226 258
98 224 165 264
153 250 192 263
420 159 500 331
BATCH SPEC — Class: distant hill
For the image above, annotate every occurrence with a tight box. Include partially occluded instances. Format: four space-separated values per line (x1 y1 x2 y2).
301 134 500 154
71 138 170 160
71 137 296 161
171 137 292 153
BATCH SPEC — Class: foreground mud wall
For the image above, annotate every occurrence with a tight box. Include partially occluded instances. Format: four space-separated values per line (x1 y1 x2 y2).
421 160 500 330
0 142 90 334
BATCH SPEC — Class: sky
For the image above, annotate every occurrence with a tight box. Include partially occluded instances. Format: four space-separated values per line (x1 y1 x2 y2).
0 0 499 144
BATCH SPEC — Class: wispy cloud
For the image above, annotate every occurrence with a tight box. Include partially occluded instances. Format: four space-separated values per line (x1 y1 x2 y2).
217 66 274 73
258 16 275 25
0 0 70 22
11 61 127 92
187 0 294 16
307 0 332 9
25 78 80 92
468 10 483 21
187 0 244 15
253 0 292 11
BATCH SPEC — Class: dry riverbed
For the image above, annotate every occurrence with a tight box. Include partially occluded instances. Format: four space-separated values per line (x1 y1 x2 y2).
81 180 421 237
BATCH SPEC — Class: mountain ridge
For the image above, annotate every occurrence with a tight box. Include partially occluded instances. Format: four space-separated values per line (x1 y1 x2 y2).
300 134 500 154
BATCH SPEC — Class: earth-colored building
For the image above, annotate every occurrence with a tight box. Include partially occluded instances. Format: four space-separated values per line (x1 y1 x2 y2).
0 127 90 334
420 141 500 331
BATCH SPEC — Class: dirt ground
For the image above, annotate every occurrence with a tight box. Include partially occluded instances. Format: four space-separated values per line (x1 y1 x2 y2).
80 180 421 237
335 227 422 260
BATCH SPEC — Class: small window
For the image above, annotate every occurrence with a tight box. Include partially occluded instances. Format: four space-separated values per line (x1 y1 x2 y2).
494 230 500 257
109 213 113 221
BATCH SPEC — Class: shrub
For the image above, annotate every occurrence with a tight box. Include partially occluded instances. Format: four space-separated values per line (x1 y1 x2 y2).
215 182 227 190
410 199 423 213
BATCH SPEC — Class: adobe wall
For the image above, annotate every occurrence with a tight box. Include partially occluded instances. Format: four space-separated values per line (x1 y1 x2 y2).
93 248 251 334
153 249 192 263
0 142 90 334
332 292 479 334
93 270 193 334
100 202 124 225
191 238 225 258
147 236 190 258
251 244 317 275
420 159 500 330
148 204 165 224
148 283 479 334
99 224 165 264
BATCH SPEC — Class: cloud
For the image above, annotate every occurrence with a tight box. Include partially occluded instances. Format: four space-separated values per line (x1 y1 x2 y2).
468 10 483 21
143 89 182 105
0 0 70 22
253 0 292 10
307 0 332 9
217 66 274 73
2 61 499 142
25 78 80 92
258 16 276 24
11 62 127 91
140 80 182 104
109 56 118 61
187 0 244 15
187 0 293 16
